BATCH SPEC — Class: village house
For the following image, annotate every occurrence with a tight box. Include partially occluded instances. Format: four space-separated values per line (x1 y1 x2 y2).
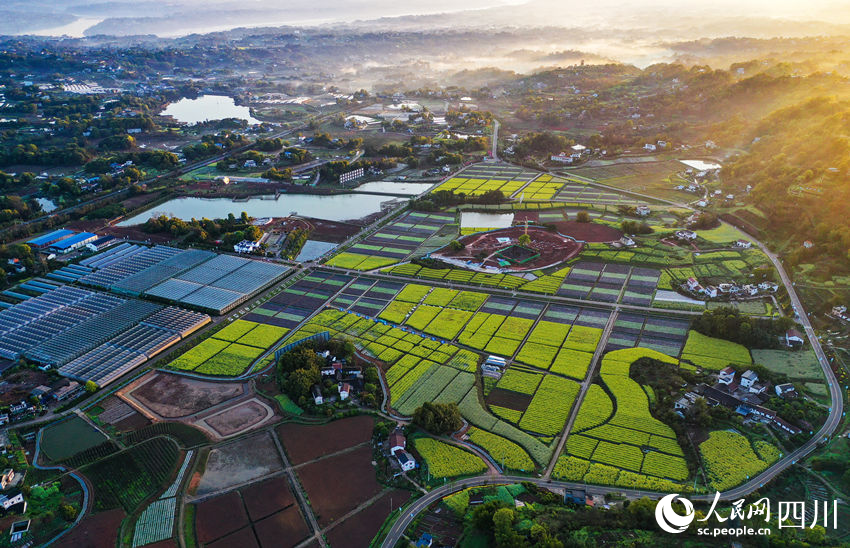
635 205 651 216
388 430 406 455
396 450 416 472
338 382 352 401
675 229 697 241
740 370 759 390
785 328 805 347
718 366 736 385
758 281 779 292
686 277 700 291
702 285 719 298
550 152 573 164
734 239 753 249
0 470 14 490
775 383 798 399
311 385 323 405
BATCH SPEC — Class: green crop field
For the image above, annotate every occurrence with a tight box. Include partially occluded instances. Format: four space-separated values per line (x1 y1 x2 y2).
413 437 487 478
681 330 751 370
752 348 822 379
41 416 108 461
700 431 777 490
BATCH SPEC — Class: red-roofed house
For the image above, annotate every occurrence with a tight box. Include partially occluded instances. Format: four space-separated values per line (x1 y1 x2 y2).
388 431 406 455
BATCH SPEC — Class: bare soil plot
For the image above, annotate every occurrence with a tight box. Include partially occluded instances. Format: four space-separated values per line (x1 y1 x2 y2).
125 372 246 419
550 220 623 242
195 491 249 544
277 415 374 465
113 412 151 432
205 526 259 548
253 506 311 548
326 489 411 548
296 445 383 527
198 398 276 438
195 432 283 497
55 508 125 548
486 389 533 412
242 476 296 521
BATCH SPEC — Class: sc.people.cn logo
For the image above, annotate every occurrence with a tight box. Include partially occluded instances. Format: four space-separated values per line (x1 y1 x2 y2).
655 493 695 534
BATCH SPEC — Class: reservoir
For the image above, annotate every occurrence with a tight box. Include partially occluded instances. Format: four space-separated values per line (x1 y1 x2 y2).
352 181 435 196
161 95 260 125
118 193 399 225
460 212 515 229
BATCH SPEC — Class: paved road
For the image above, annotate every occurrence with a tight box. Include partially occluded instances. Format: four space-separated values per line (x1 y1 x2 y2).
380 474 724 548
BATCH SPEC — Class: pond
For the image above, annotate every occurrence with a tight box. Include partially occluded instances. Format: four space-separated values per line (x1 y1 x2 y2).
118 194 397 226
459 211 515 229
680 159 721 171
352 181 435 196
295 240 338 262
160 95 260 125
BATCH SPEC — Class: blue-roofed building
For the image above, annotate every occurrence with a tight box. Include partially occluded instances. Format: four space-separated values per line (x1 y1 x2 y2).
27 229 75 249
50 232 97 254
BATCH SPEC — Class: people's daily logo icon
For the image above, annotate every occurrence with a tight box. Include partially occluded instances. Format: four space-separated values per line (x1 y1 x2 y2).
655 493 695 534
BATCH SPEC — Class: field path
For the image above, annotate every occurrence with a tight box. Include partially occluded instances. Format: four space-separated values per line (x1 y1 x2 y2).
270 432 328 548
543 309 619 479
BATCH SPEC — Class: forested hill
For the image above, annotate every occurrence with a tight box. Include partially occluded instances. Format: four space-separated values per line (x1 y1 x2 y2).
720 96 850 269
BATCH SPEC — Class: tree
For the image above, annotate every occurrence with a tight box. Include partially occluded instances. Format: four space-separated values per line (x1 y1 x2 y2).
412 402 462 435
84 380 98 393
576 211 590 223
518 233 531 246
449 240 464 252
59 504 78 521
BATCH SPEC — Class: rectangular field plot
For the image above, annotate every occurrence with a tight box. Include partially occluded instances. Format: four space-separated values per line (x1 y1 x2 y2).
603 313 688 356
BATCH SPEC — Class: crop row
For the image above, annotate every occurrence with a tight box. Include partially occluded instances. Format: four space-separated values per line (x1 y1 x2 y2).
467 427 535 472
518 375 579 436
413 437 487 478
700 431 773 491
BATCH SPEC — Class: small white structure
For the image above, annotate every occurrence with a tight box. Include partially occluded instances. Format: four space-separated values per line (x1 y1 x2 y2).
311 385 323 405
233 240 261 253
388 431 406 455
734 240 752 249
635 205 651 216
643 143 657 151
675 230 697 241
718 367 736 385
338 382 351 401
686 277 700 291
785 328 805 347
740 370 758 390
396 450 416 472
550 152 573 164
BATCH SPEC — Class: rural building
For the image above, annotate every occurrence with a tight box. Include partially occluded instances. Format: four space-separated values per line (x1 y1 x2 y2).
718 367 736 385
311 385 323 405
758 282 779 292
396 450 416 472
802 240 814 248
338 382 352 400
550 152 573 163
416 533 433 548
388 431 406 454
772 416 802 435
50 232 97 254
0 470 14 490
686 277 700 291
52 381 81 401
675 230 697 241
775 383 798 399
785 329 804 347
734 239 752 249
233 240 261 254
26 229 75 249
740 370 758 390
86 235 118 252
702 285 718 298
635 205 651 216
0 491 25 514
